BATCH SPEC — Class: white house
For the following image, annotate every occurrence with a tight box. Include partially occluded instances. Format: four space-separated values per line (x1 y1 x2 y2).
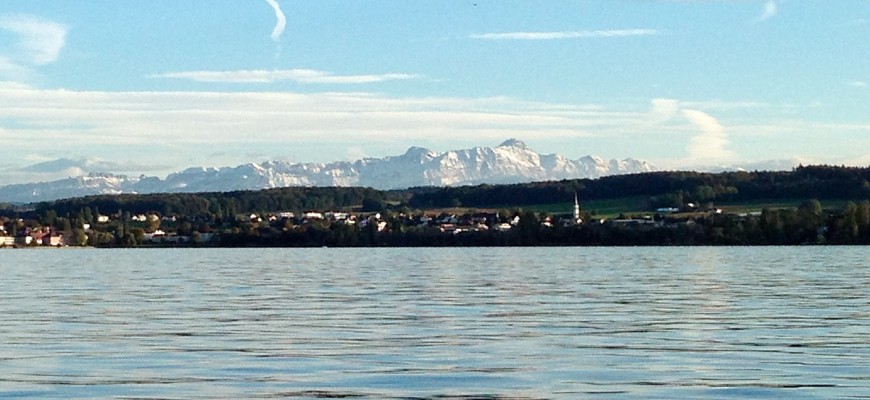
303 212 324 220
495 223 513 231
0 235 14 247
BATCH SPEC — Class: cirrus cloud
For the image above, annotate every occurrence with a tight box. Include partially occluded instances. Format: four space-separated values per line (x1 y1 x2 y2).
470 29 659 40
151 69 420 84
0 14 67 65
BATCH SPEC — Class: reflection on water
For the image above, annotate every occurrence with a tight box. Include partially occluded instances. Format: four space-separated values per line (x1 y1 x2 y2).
0 247 867 399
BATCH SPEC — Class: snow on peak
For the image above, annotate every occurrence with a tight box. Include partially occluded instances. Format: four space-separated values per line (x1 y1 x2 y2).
0 139 656 202
403 146 437 161
498 138 528 148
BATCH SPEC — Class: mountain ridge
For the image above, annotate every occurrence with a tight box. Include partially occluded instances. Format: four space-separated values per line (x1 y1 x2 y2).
0 139 655 203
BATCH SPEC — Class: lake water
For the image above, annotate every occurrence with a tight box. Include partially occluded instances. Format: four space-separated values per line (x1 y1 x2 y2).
0 247 867 399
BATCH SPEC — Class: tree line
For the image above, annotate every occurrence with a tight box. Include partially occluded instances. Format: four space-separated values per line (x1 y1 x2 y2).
406 165 870 209
8 165 864 217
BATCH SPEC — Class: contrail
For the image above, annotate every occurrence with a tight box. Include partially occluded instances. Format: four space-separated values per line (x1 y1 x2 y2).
264 0 286 41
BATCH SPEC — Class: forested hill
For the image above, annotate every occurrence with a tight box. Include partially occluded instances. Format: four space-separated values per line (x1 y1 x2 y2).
17 165 870 217
406 165 870 209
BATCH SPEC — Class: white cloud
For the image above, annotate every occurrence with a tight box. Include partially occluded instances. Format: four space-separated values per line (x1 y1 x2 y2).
21 157 156 173
0 80 33 90
0 86 641 152
264 0 286 42
682 109 735 164
345 146 367 162
152 69 420 84
2 85 859 181
0 56 34 82
470 29 659 40
755 0 779 22
679 100 770 111
0 14 67 65
5 157 165 184
649 98 680 124
0 86 654 183
850 81 867 88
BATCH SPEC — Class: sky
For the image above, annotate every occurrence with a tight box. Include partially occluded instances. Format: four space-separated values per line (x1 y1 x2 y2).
0 0 868 185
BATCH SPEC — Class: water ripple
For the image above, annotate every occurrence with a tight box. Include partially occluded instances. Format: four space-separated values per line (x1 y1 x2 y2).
0 246 867 399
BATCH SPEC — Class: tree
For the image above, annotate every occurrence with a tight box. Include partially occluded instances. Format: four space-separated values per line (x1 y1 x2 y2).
513 211 541 245
82 207 94 225
130 228 145 245
760 208 784 244
799 199 822 216
361 196 386 212
692 185 716 201
71 229 88 246
145 215 160 232
177 221 193 236
838 202 860 243
857 200 870 239
42 210 57 227
61 218 72 233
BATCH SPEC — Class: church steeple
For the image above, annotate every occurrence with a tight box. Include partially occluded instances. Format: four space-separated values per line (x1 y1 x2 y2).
573 192 581 223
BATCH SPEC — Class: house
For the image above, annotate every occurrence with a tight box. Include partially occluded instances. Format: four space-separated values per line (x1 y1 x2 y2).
0 235 14 247
437 214 459 224
42 231 64 246
303 212 324 220
494 223 513 231
326 212 349 221
358 217 387 231
142 229 166 242
15 235 33 246
340 216 357 225
161 235 191 244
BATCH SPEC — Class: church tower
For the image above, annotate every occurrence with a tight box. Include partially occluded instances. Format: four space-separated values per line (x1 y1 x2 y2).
573 192 581 223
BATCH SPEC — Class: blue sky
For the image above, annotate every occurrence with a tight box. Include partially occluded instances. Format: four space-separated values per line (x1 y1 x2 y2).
0 0 868 185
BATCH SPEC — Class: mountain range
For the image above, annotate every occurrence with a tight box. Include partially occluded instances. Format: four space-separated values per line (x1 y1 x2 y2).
0 139 655 203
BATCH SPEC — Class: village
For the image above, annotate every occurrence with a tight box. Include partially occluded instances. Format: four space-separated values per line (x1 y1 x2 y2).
0 195 587 247
1 192 816 248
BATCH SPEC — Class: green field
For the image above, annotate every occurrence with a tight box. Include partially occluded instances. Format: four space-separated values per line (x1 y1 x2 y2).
716 199 852 214
522 196 649 217
511 197 858 218
375 197 859 219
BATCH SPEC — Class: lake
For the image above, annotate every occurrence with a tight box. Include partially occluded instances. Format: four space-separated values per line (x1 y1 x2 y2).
0 247 867 399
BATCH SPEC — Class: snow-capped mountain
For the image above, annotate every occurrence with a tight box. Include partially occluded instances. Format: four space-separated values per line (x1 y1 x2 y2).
0 139 655 203
689 158 809 174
